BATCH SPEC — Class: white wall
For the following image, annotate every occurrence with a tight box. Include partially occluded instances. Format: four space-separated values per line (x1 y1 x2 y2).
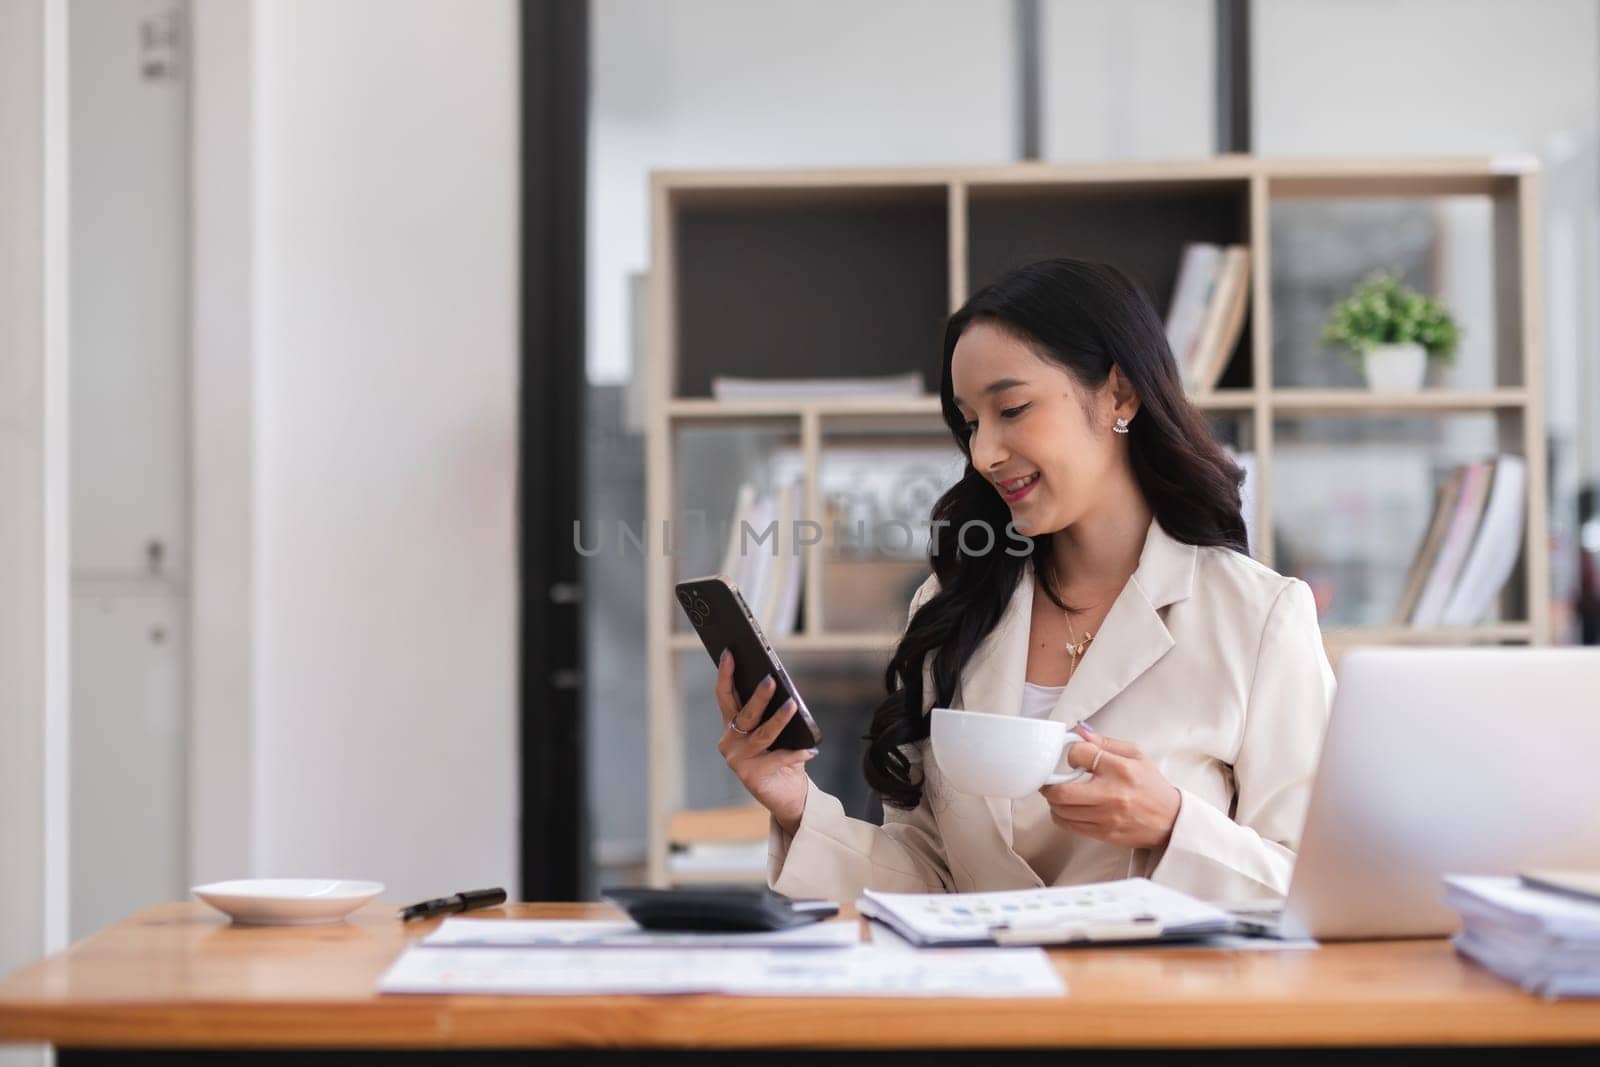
1041 0 1215 162
250 0 519 898
188 0 256 887
189 0 520 901
0 0 69 1063
1255 0 1599 156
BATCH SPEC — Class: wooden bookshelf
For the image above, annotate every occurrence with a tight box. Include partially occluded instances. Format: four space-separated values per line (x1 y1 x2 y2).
644 156 1550 886
1269 388 1529 415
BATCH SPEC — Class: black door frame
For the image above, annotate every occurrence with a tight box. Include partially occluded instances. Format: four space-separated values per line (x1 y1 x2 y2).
1216 0 1251 153
519 0 588 902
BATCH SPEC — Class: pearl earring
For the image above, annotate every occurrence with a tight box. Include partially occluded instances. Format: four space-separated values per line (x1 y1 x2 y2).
1113 416 1130 435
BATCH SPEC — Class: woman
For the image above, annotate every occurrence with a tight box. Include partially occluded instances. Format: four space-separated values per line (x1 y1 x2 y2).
714 258 1334 905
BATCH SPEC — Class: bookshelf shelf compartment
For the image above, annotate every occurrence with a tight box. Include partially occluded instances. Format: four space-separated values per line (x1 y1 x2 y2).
675 188 947 398
965 181 1250 311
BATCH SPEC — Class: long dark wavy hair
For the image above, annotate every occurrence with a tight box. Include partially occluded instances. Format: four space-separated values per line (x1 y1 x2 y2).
864 258 1249 809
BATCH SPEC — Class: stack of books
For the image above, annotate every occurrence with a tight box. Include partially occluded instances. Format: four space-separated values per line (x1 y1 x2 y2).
1445 872 1600 998
719 480 806 637
1164 243 1251 394
1394 454 1527 627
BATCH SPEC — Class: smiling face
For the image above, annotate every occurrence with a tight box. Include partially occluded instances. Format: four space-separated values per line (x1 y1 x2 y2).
949 320 1137 537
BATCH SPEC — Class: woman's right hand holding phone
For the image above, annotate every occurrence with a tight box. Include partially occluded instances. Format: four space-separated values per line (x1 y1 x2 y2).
715 650 816 837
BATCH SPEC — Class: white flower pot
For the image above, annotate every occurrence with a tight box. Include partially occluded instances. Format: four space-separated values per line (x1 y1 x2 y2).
1363 342 1427 392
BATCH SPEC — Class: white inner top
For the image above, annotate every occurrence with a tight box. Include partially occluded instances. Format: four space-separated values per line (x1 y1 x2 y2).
1021 680 1066 720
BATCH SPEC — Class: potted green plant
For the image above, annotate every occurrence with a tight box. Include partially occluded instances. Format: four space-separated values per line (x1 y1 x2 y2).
1322 271 1460 392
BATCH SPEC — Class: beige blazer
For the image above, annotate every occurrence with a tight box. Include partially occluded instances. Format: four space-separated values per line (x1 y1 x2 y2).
768 519 1336 905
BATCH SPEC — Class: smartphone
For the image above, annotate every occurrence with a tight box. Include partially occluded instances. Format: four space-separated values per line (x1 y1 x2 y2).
674 575 821 750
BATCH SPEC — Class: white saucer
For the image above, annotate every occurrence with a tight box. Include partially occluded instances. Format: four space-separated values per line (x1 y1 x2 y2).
191 878 385 925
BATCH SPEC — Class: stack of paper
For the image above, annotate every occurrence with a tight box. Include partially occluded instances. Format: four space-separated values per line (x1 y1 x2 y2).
858 878 1235 947
1445 874 1600 998
380 944 1064 997
377 918 1065 997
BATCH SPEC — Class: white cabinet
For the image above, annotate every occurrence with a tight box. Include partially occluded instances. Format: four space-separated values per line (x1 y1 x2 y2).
68 0 192 938
69 587 187 941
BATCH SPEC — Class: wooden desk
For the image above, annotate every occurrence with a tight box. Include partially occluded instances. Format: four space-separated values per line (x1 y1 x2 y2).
2 902 1598 1063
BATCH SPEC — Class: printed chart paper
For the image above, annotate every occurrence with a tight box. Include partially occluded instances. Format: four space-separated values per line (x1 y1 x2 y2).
859 878 1234 946
379 944 1066 997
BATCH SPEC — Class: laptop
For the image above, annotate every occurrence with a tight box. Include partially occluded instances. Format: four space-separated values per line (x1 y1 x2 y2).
1255 647 1600 941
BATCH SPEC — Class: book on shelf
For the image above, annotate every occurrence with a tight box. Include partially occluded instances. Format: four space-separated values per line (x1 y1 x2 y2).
717 480 806 637
1440 455 1527 627
1396 456 1526 628
717 484 757 582
1393 469 1464 624
725 488 774 621
1409 460 1494 627
710 371 924 402
1186 246 1251 392
759 480 800 635
1164 243 1250 394
1164 244 1221 373
771 482 806 637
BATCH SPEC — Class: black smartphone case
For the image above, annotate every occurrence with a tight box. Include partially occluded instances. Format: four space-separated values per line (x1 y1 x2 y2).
674 576 822 750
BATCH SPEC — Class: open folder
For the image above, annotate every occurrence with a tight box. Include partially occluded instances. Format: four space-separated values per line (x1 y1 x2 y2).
857 878 1236 947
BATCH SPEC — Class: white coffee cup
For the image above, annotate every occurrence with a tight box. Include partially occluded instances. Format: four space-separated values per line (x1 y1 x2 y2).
930 707 1090 798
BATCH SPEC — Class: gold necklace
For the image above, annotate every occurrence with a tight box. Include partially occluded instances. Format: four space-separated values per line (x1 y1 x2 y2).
1063 610 1094 668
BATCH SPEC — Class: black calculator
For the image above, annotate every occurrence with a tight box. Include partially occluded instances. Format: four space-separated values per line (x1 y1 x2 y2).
601 887 838 932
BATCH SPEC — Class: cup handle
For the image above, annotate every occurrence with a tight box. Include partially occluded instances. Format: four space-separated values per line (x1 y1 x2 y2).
1043 731 1089 786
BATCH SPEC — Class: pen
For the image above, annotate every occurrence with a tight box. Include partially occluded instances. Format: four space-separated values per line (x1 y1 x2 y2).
399 887 508 922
